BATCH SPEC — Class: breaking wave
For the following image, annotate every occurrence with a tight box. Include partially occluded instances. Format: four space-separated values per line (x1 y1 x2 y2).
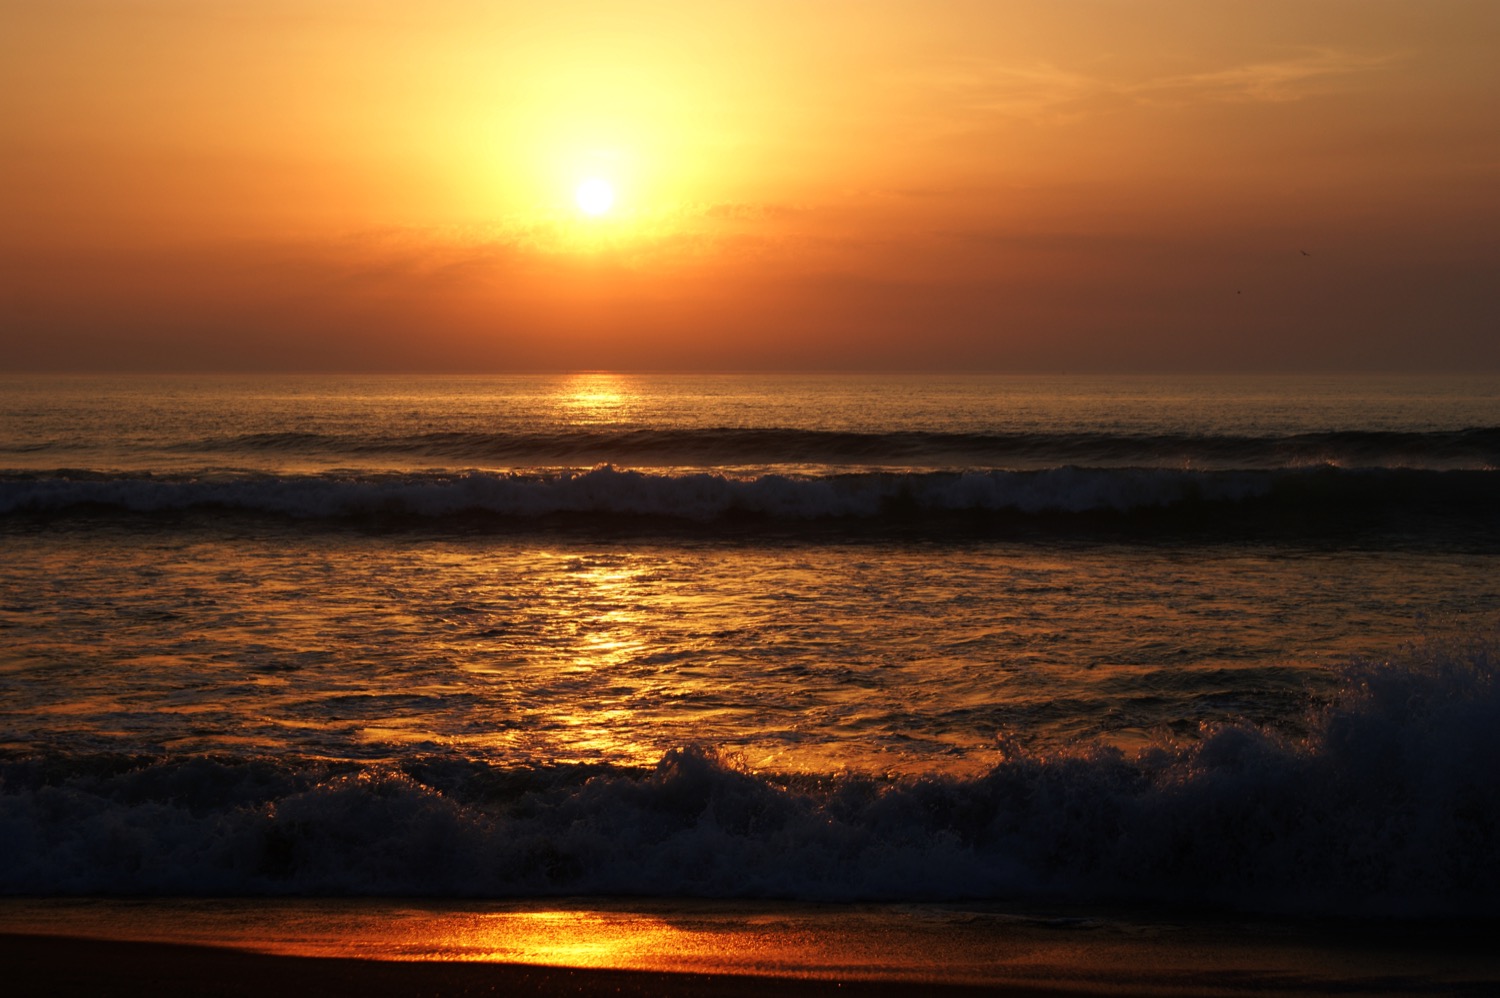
2 465 1495 539
2 637 1496 915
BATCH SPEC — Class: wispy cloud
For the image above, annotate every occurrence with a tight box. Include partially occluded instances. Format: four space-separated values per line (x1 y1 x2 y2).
921 47 1397 123
1132 49 1399 104
701 201 806 222
921 60 1099 118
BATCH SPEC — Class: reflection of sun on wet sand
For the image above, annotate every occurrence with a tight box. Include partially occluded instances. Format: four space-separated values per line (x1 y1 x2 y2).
3 900 1499 997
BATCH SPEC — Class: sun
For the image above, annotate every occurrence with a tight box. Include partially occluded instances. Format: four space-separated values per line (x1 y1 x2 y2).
575 177 615 216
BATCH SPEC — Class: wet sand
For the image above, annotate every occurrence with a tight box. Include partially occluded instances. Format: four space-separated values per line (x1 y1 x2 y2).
1 934 1024 997
3 899 1499 997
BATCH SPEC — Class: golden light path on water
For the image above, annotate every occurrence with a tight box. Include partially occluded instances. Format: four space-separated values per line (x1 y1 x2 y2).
8 520 1468 775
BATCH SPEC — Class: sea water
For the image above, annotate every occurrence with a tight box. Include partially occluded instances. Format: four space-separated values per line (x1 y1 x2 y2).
2 373 1498 915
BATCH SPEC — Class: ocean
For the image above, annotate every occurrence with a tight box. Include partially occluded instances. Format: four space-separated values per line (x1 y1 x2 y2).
2 372 1499 921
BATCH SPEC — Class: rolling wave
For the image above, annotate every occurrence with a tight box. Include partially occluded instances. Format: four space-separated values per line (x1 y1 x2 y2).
119 425 1500 470
205 420 1500 468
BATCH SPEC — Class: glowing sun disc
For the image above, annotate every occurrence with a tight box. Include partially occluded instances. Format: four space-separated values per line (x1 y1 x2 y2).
575 178 615 216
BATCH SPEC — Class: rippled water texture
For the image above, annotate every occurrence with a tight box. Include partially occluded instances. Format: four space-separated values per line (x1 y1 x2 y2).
4 527 1496 773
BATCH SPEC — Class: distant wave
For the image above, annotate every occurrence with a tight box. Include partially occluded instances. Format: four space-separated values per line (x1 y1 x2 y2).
19 425 1489 470
2 466 1497 539
3 637 1496 915
220 425 1500 469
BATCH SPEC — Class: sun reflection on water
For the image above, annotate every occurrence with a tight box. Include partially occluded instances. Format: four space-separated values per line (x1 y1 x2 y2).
447 551 677 768
557 373 632 426
545 559 661 764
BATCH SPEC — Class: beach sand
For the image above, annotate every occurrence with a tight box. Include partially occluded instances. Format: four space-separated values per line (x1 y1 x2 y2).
2 900 1497 997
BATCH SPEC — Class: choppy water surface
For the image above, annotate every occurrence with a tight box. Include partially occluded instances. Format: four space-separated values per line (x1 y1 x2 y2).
2 373 1498 913
3 529 1494 772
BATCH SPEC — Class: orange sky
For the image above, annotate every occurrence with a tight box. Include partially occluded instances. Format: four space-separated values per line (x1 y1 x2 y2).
3 0 1497 372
